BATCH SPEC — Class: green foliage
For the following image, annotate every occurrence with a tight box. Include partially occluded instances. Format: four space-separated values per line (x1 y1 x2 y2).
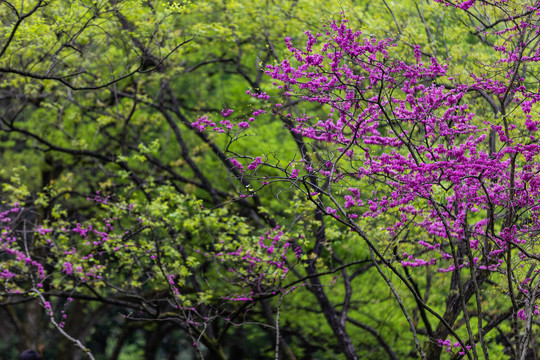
2 0 538 359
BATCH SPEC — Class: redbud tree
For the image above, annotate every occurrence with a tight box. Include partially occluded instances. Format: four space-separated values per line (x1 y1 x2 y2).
194 0 540 359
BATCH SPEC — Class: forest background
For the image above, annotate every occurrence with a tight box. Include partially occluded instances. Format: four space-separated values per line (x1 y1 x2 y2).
1 0 540 359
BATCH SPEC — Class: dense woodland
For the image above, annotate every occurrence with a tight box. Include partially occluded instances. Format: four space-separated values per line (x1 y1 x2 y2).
2 0 540 359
